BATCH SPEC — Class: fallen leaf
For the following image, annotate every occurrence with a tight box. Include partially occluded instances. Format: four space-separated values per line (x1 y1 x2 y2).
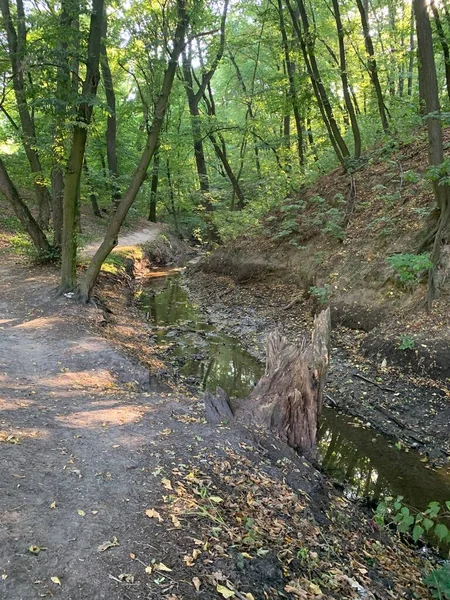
184 555 195 567
192 577 201 591
77 509 86 517
50 501 56 510
210 496 224 504
129 553 136 559
161 478 173 490
217 584 235 598
170 514 181 528
145 566 153 574
309 582 322 595
50 576 61 585
145 508 163 522
28 545 45 555
91 510 98 515
154 562 172 572
2 574 7 580
245 595 255 600
97 537 120 552
118 573 134 583
6 435 21 444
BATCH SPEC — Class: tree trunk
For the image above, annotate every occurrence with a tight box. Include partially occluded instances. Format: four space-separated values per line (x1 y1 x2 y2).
205 309 331 457
355 0 390 132
331 0 362 159
277 0 305 168
77 0 190 302
0 157 51 253
430 0 450 105
58 0 104 293
101 14 121 209
413 0 450 308
0 0 52 228
148 149 159 222
83 159 102 217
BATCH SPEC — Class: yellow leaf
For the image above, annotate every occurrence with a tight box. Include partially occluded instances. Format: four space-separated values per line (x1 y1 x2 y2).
210 496 224 503
28 545 44 555
184 555 195 567
77 509 86 517
50 501 56 510
216 584 235 598
2 574 7 580
161 478 173 490
241 552 252 559
154 562 172 572
130 553 136 560
145 566 153 574
245 595 255 600
170 514 181 528
145 508 163 522
309 582 322 595
192 576 201 591
50 576 61 585
118 574 134 583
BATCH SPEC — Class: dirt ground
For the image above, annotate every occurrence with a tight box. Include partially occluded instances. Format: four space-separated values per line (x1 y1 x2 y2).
0 242 439 599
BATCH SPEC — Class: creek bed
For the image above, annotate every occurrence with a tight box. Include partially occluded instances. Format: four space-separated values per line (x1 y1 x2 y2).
137 270 450 516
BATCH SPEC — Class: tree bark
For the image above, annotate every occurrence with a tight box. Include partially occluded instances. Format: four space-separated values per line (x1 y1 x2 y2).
83 159 102 217
77 0 190 302
58 0 104 293
148 149 159 222
413 0 450 308
0 0 52 227
355 0 390 132
277 0 305 169
101 14 121 209
331 0 362 159
430 0 450 105
0 157 51 253
205 309 331 457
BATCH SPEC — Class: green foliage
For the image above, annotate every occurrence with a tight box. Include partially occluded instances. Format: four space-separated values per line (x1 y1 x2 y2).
375 496 450 548
398 334 416 350
423 564 450 599
386 253 432 285
309 285 330 305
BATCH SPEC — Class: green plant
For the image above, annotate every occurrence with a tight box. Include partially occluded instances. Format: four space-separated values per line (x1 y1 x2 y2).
398 334 416 350
309 285 330 305
375 496 450 546
386 253 432 284
424 564 450 599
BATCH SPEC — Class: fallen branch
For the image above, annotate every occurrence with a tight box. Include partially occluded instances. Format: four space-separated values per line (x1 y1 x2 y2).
351 371 395 393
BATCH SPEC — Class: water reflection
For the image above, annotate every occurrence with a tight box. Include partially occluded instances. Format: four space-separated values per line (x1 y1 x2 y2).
318 408 450 512
138 272 450 517
138 273 264 398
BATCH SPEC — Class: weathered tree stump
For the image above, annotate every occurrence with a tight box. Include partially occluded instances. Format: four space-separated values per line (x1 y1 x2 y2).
204 309 331 456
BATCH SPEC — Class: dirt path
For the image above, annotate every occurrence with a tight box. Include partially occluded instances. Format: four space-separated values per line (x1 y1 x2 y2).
80 224 162 258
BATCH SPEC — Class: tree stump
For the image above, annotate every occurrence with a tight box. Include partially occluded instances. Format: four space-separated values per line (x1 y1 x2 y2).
204 309 331 457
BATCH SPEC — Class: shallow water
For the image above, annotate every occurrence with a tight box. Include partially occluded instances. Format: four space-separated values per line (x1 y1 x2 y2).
138 271 450 513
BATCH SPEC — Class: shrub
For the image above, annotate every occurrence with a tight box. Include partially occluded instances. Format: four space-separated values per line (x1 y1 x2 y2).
386 253 432 284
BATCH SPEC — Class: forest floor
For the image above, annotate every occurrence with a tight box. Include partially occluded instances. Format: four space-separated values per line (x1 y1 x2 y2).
0 230 438 600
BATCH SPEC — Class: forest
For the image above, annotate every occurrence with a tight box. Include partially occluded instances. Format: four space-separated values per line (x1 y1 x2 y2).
1 0 450 598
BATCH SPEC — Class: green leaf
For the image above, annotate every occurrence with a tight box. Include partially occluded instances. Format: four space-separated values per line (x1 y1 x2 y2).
434 523 449 542
445 500 450 511
423 518 434 531
428 502 441 518
412 525 424 542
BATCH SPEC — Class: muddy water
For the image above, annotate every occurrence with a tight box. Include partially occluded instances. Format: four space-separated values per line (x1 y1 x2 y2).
138 271 450 514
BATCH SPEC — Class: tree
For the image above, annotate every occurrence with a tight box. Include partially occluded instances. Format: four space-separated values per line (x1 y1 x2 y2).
77 0 191 301
413 0 450 308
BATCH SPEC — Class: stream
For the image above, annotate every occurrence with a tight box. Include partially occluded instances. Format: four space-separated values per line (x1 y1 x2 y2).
138 270 450 517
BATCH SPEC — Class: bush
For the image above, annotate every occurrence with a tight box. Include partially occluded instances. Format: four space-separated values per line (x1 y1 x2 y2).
386 253 432 285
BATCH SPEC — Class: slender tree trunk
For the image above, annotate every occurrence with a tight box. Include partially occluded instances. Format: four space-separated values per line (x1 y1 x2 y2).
0 0 52 227
77 0 190 302
0 157 51 253
83 159 102 217
101 14 121 209
413 0 450 308
430 0 450 105
58 0 104 293
355 0 390 132
408 9 415 96
166 157 180 233
148 149 160 222
277 0 305 168
331 0 362 159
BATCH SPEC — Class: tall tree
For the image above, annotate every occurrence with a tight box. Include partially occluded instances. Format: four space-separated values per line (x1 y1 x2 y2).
413 0 450 308
58 0 105 293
